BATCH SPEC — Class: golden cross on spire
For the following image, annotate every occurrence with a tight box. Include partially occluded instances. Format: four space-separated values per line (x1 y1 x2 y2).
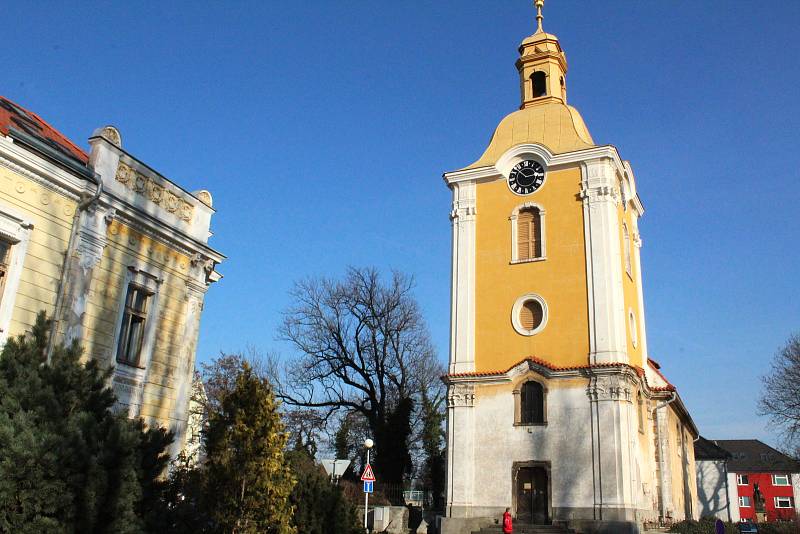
535 0 545 33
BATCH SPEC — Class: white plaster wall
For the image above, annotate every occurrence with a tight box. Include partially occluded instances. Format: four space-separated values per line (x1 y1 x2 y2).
471 383 596 513
726 472 740 522
695 460 730 520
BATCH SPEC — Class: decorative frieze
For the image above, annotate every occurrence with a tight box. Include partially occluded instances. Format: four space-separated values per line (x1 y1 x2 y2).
115 162 194 223
448 383 476 408
586 374 633 402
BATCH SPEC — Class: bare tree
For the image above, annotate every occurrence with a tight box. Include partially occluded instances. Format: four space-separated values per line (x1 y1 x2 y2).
273 267 444 488
759 333 800 449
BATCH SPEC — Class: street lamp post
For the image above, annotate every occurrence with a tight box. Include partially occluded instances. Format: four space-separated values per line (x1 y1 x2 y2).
363 438 373 532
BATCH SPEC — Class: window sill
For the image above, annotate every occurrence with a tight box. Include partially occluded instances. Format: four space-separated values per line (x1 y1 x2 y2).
511 257 547 265
116 360 146 371
513 422 547 427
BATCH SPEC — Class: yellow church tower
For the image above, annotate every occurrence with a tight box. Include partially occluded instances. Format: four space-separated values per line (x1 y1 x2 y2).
441 3 699 532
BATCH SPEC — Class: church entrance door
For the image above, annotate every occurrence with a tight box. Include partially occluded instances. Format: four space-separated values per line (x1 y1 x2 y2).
515 465 549 524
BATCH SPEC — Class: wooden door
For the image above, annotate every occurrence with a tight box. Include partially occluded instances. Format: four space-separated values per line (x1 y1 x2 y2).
516 466 549 524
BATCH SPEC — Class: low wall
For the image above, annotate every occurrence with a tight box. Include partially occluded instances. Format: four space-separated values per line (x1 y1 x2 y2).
356 505 409 533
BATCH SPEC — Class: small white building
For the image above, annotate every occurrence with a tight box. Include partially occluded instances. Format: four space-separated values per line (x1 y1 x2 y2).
694 437 733 521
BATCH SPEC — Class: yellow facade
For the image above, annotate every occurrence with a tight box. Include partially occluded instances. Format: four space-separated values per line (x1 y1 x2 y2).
0 166 75 333
619 200 644 368
0 106 223 459
475 165 589 371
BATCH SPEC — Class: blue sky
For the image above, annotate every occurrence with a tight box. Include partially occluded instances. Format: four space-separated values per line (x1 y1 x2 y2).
4 1 798 446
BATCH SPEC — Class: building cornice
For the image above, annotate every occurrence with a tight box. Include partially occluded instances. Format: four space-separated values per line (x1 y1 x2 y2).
442 356 676 398
103 193 225 264
443 144 627 186
0 135 89 201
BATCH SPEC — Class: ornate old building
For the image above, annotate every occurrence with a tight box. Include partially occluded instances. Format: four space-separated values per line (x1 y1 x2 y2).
0 95 223 458
441 4 698 533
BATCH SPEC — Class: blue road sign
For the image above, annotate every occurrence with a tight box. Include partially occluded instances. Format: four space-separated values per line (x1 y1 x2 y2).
363 481 374 493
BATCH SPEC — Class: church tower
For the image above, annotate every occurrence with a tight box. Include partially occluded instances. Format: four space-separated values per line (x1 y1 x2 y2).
441 3 699 532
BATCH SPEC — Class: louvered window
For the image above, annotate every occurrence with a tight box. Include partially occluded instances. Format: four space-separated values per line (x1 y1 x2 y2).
517 208 542 260
116 284 152 367
520 381 544 424
520 300 543 331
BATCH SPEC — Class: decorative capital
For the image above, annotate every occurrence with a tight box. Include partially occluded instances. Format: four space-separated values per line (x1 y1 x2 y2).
447 383 475 408
450 201 476 222
579 184 618 205
586 374 632 402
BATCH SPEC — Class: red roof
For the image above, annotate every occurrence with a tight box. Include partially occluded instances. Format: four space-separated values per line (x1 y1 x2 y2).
445 356 676 392
0 96 88 165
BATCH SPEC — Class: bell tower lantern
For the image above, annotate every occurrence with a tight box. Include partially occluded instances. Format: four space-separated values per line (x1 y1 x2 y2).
516 0 568 107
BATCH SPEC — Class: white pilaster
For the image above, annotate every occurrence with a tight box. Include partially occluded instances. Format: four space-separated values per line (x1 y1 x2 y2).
587 373 638 520
655 406 675 518
448 180 476 374
446 383 476 517
169 256 210 459
631 218 649 359
581 158 627 364
63 205 114 345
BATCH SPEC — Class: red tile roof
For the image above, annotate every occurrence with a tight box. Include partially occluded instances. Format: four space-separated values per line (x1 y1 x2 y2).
0 96 88 164
445 356 676 392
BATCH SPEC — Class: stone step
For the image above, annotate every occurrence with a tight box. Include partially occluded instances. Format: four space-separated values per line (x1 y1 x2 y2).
472 524 573 534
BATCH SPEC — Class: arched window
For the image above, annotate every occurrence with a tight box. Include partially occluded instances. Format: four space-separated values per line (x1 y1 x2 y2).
520 381 545 424
517 207 542 261
531 71 547 98
623 223 632 276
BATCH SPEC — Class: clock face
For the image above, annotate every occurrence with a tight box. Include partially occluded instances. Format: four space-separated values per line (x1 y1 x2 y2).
508 160 545 195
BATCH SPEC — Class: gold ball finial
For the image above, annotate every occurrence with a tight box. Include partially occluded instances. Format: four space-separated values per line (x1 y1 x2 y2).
535 0 545 33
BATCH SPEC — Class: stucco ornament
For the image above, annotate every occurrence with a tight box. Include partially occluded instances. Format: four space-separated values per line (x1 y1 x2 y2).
99 126 122 148
587 373 633 402
114 162 194 223
448 383 475 408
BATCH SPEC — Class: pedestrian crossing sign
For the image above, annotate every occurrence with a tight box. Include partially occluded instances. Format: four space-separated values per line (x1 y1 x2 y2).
360 463 375 481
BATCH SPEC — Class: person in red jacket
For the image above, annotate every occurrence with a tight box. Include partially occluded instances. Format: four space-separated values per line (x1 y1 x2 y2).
502 507 513 533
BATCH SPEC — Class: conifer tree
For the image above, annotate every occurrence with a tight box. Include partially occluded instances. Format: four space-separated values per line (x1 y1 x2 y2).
204 363 296 534
420 389 445 510
287 449 361 534
0 312 172 533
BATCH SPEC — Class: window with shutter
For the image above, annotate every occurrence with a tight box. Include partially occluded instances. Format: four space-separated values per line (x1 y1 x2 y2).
517 208 542 260
520 300 543 331
520 381 544 424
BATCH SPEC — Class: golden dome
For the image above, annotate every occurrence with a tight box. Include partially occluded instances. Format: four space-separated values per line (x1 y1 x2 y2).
463 102 594 170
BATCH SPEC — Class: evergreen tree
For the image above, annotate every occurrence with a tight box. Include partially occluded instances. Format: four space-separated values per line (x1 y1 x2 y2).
204 363 296 534
0 312 172 533
420 389 445 510
334 416 351 460
373 396 414 503
286 450 361 534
